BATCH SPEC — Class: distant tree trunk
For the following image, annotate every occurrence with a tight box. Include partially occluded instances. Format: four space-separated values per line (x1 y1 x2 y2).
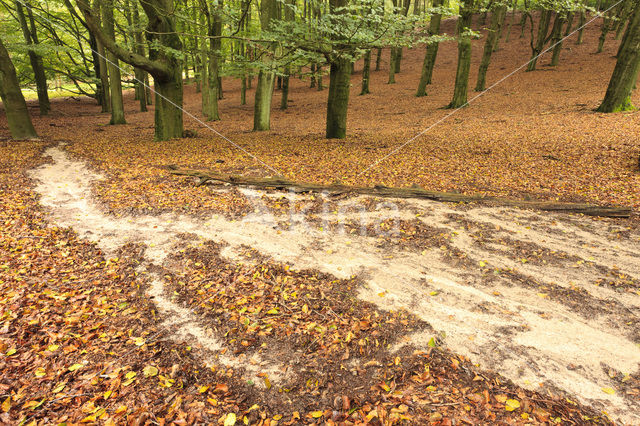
253 0 277 130
310 63 317 88
280 68 290 109
15 0 50 116
564 12 575 36
549 13 567 66
130 0 147 112
92 0 110 112
388 48 396 84
598 1 614 53
241 75 247 105
526 9 552 71
0 37 38 139
375 48 382 70
416 0 444 97
492 4 508 51
597 4 640 112
576 10 586 44
475 4 506 91
326 57 352 139
102 0 126 124
317 65 324 90
203 0 222 121
360 49 371 95
448 0 475 108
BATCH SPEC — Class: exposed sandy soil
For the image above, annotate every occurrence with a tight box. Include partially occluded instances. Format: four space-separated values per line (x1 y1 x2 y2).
3 11 640 425
29 145 640 423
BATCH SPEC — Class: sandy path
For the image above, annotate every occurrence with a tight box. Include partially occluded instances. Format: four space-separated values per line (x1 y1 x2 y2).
30 146 640 423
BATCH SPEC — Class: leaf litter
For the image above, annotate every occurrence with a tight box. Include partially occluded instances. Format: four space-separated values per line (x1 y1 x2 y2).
2 13 640 425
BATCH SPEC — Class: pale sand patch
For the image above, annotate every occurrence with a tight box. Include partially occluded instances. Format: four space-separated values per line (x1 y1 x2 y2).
30 146 640 423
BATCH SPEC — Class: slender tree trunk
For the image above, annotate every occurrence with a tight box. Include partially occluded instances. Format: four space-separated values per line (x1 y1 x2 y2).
310 63 316 88
475 4 506 91
448 0 475 108
564 12 575 36
375 48 382 71
102 0 125 124
241 75 247 105
326 57 352 139
317 65 324 90
204 0 222 121
130 0 147 111
280 68 290 109
360 50 371 95
492 4 508 51
0 37 38 139
15 0 50 115
576 10 586 44
598 1 614 53
388 49 396 84
549 13 567 66
597 4 640 112
253 0 277 130
416 0 444 97
526 9 552 71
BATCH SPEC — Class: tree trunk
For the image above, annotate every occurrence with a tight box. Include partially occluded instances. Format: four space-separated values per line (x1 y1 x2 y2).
326 57 352 139
0 37 38 139
597 4 640 112
375 48 382 71
491 4 508 51
564 12 575 36
526 9 552 72
310 63 316 88
102 0 126 124
15 0 50 116
576 10 586 44
203 0 222 121
416 0 444 97
280 69 290 110
598 1 614 53
388 48 396 84
549 13 567 66
475 4 506 91
131 0 147 112
253 70 275 130
253 0 277 130
360 49 371 95
448 0 474 108
241 75 247 105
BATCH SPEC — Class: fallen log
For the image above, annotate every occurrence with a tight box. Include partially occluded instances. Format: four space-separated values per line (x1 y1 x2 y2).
168 168 633 218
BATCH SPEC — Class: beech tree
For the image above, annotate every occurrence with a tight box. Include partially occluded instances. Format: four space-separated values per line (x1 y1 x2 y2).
448 0 476 108
76 0 184 140
597 1 640 112
0 36 38 139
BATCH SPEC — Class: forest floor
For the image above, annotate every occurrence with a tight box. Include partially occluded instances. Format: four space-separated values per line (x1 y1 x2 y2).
1 13 640 426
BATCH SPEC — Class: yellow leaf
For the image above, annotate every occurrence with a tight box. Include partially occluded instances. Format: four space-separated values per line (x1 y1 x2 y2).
266 308 279 314
310 411 323 418
52 383 66 394
125 371 137 380
199 385 210 393
143 365 158 377
1 397 10 413
47 344 59 352
114 405 127 415
601 387 615 395
68 363 83 372
301 304 309 314
223 412 237 426
6 348 16 356
378 291 386 297
478 261 487 268
104 391 112 400
505 399 520 411
34 367 46 377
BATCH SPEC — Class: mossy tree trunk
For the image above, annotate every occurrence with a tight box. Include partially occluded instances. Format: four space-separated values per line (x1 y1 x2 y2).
448 0 475 108
475 4 507 91
597 3 640 112
15 0 50 116
576 10 586 44
597 1 614 53
0 37 38 139
130 0 148 112
416 0 444 97
204 0 222 121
